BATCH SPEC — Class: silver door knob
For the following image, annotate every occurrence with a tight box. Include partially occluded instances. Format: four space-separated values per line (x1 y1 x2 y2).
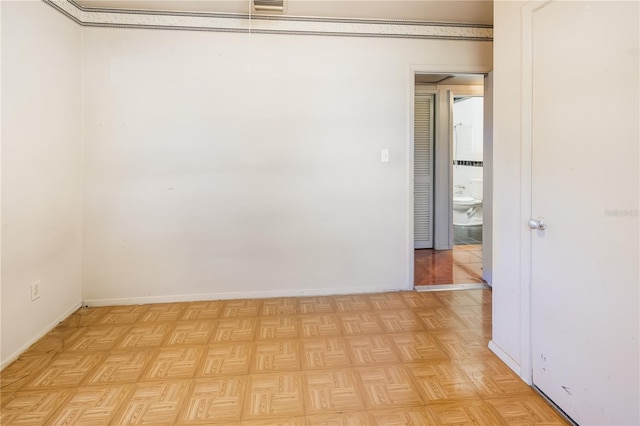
528 218 547 230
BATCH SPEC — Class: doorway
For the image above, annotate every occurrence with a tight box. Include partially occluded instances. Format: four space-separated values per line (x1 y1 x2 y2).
412 74 489 289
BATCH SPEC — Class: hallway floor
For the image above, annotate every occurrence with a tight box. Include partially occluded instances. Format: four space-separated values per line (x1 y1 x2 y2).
0 290 567 425
415 244 484 286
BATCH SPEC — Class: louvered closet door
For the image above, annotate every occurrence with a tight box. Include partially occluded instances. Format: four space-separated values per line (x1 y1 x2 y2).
414 94 434 249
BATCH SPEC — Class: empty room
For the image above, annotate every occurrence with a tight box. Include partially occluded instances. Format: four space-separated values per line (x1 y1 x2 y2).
1 1 638 424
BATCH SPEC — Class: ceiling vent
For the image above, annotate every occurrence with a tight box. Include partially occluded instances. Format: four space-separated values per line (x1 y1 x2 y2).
253 0 285 12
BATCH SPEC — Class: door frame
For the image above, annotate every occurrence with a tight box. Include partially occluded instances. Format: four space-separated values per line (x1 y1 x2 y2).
407 65 491 288
518 0 548 386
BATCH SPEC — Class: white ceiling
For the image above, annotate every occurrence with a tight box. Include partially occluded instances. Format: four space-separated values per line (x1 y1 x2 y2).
74 0 494 25
415 74 484 85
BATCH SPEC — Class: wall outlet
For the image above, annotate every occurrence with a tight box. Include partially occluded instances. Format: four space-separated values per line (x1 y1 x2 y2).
31 281 41 301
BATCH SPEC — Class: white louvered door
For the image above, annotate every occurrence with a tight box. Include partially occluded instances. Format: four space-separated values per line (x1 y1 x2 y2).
414 93 434 249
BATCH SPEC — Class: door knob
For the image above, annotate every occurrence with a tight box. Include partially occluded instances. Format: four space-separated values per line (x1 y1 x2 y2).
528 218 547 230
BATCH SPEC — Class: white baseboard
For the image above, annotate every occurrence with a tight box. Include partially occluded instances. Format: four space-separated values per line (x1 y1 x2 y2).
489 339 522 378
415 283 489 292
82 284 413 307
1 301 83 371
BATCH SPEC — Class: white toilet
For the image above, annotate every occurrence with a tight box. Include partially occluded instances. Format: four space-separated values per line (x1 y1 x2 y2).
453 178 483 226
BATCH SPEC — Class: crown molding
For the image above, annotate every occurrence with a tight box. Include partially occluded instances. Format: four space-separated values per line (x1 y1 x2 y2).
43 0 493 41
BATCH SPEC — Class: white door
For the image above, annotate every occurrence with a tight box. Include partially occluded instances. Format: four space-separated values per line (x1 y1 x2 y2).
530 2 639 424
414 93 434 248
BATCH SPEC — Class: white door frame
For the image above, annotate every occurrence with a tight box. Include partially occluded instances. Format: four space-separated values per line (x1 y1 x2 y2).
518 0 550 386
407 65 491 288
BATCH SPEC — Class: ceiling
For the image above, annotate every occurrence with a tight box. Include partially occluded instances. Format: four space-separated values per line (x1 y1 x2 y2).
415 74 484 85
74 0 494 25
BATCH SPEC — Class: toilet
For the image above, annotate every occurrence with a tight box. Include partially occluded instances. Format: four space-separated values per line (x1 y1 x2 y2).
453 178 483 226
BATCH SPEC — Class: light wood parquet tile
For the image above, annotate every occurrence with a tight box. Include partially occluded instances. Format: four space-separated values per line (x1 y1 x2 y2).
434 291 481 308
346 335 400 366
449 305 489 329
298 296 335 314
0 354 54 396
388 332 449 364
305 411 372 426
244 373 304 420
211 319 257 342
140 303 187 322
143 347 203 380
0 289 570 425
118 324 172 349
84 351 154 385
252 341 300 372
0 389 73 425
339 312 384 335
164 321 214 346
356 365 423 409
179 377 246 424
377 310 425 333
367 407 431 425
257 317 299 340
60 306 108 327
300 337 351 370
198 343 253 376
242 416 306 426
367 293 407 311
415 308 466 331
299 314 342 338
458 358 532 396
302 369 365 414
399 292 444 309
181 301 223 320
67 326 130 352
406 362 477 402
261 298 299 316
112 380 191 425
24 353 105 390
333 295 371 312
22 325 85 355
99 306 149 325
222 300 261 318
47 384 133 425
484 394 568 424
423 399 505 425
433 329 493 360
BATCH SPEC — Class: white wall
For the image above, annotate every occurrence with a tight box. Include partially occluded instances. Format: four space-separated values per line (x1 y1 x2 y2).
490 0 527 376
482 72 493 285
1 1 83 367
453 97 484 200
81 28 492 304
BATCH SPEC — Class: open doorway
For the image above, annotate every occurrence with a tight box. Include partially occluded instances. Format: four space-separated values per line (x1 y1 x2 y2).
413 73 490 290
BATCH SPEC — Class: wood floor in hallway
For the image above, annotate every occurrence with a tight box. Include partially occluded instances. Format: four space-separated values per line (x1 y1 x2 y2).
415 244 485 287
0 289 567 425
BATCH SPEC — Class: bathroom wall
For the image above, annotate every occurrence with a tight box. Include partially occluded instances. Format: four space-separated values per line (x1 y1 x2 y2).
1 1 83 367
453 97 483 199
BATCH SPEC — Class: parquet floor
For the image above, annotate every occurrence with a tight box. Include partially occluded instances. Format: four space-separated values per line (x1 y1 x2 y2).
415 245 484 286
0 290 568 425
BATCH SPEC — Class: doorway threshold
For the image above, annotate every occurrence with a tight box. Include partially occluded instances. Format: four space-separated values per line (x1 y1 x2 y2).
415 283 489 292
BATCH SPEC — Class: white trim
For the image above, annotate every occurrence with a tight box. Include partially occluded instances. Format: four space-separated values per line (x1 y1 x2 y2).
489 339 525 382
0 301 83 371
82 284 412 307
43 0 493 41
519 0 551 386
415 283 489 292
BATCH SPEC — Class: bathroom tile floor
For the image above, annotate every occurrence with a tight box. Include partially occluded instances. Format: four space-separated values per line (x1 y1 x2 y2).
454 224 483 245
415 244 484 286
0 290 568 425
